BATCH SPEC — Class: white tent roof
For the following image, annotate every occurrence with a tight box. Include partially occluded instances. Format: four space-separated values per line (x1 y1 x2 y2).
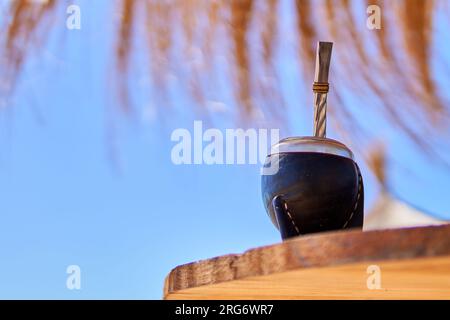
364 192 448 231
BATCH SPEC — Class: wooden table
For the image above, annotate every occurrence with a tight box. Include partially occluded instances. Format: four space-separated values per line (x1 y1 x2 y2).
164 225 450 299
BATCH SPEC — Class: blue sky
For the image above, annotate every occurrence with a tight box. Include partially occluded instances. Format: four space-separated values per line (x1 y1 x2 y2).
0 0 449 299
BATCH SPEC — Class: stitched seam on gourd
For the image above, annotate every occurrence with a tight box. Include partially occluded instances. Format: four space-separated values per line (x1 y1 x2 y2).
342 171 362 229
283 202 301 235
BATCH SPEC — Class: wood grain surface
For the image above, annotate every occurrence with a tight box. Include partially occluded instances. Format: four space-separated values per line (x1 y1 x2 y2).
164 225 450 300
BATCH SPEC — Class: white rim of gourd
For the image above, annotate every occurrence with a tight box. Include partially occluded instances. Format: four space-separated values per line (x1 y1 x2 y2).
269 136 354 160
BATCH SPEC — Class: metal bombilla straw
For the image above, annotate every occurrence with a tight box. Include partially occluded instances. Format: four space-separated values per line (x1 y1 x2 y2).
313 42 333 138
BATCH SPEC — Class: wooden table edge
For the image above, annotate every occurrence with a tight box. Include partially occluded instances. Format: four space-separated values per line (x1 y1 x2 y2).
163 224 450 299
